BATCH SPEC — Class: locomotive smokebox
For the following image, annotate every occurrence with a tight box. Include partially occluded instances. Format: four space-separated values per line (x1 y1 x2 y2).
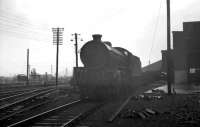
92 34 102 42
80 34 109 67
80 34 128 68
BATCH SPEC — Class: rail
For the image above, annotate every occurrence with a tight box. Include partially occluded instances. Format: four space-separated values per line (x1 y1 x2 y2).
0 88 49 102
61 103 104 127
107 95 133 122
8 100 82 127
0 88 55 111
0 100 50 123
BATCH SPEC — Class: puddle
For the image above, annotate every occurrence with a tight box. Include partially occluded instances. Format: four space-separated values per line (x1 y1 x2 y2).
145 84 200 94
145 85 167 93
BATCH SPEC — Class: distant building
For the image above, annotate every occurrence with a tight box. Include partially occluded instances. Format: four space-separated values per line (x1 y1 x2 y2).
30 68 41 81
17 74 27 81
0 76 6 84
142 60 162 72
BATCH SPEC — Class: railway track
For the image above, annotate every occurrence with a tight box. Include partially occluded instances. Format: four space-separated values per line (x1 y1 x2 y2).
0 88 49 103
7 100 103 127
0 88 39 99
0 88 56 126
0 100 51 126
0 87 55 106
0 85 48 93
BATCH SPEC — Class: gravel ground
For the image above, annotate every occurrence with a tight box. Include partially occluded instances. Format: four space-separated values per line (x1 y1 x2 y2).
78 81 166 127
77 81 200 127
113 93 200 127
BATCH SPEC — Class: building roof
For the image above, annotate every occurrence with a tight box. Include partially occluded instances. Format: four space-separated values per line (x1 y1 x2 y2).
142 60 162 72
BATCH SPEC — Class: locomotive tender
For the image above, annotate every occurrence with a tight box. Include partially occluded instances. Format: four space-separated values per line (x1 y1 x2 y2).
72 34 142 100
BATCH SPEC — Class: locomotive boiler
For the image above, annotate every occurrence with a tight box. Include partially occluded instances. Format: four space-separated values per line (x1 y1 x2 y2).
72 34 142 100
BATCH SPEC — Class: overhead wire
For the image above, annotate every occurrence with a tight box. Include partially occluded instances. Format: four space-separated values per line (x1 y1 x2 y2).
0 9 50 42
0 10 60 75
0 26 49 42
148 0 163 64
0 9 49 31
0 24 50 42
0 17 50 36
0 13 49 33
0 18 47 35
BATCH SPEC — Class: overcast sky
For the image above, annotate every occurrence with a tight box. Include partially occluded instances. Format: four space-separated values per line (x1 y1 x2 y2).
0 0 200 76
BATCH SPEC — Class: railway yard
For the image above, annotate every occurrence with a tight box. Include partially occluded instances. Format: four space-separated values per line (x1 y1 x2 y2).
1 0 200 127
0 81 199 127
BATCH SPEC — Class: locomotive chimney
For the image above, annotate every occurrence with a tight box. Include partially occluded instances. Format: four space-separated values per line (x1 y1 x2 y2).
92 34 102 42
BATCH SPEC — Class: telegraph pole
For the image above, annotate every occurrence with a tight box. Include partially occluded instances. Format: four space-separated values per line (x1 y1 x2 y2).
51 64 53 75
26 49 29 85
166 0 172 94
71 33 82 67
75 33 78 67
52 28 64 88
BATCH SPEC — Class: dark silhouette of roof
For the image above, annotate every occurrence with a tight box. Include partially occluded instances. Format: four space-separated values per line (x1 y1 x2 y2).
142 60 162 72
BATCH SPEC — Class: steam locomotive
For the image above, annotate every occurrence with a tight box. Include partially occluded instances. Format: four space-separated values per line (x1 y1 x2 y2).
72 34 142 100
